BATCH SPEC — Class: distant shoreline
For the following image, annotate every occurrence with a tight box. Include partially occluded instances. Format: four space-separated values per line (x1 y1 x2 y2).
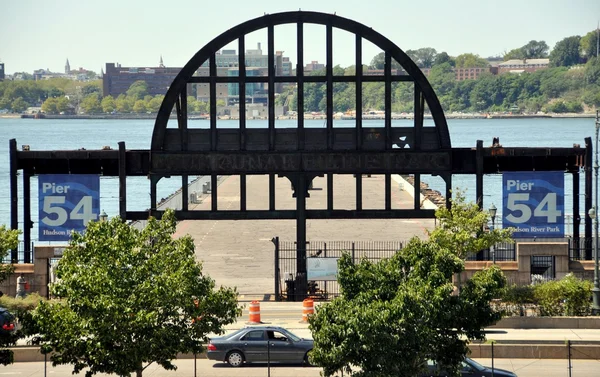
0 112 596 120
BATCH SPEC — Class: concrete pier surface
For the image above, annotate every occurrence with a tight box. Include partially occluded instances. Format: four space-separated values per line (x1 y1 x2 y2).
173 174 436 295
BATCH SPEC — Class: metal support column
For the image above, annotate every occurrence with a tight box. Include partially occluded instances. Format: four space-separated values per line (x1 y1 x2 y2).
23 171 31 264
573 171 580 259
476 140 484 209
295 174 307 301
9 139 18 262
586 136 593 259
118 142 127 219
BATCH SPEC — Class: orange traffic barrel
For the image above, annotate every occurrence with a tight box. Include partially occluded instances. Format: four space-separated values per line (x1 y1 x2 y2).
247 300 262 324
301 298 314 323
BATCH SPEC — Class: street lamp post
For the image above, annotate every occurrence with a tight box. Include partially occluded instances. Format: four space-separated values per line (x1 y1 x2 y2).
99 209 108 223
489 203 497 264
592 110 600 315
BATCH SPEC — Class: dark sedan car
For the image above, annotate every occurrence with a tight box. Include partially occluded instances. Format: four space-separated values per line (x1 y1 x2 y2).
207 326 313 367
422 357 517 377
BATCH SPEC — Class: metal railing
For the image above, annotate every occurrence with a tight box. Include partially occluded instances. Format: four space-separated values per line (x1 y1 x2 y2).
2 241 35 264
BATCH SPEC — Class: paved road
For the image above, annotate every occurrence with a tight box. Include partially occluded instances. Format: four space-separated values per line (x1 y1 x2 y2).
3 358 599 376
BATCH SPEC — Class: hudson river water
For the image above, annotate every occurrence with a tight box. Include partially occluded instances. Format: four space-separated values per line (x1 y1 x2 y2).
0 116 595 242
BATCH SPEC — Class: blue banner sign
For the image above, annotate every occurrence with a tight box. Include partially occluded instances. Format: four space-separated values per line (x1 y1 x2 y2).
502 171 564 238
38 174 100 241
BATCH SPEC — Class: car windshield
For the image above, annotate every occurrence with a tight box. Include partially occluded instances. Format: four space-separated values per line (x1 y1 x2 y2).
222 328 246 339
465 358 486 372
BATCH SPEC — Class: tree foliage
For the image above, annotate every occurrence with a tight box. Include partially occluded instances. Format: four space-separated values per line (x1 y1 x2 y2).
309 193 510 376
429 190 513 259
0 225 20 365
550 36 582 67
309 235 507 376
32 210 240 377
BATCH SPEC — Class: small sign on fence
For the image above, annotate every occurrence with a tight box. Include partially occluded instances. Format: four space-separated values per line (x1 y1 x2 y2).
307 257 339 281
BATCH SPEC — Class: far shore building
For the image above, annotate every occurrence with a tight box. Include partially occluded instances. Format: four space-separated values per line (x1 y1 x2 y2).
102 57 186 97
498 58 550 74
0 62 4 81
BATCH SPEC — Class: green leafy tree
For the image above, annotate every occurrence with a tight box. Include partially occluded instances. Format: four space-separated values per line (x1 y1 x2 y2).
550 36 582 67
147 95 164 113
41 97 58 114
428 190 513 291
11 97 28 113
580 29 600 60
503 47 525 61
412 47 438 68
80 93 102 114
32 210 240 377
309 239 507 377
454 53 490 68
101 96 116 113
133 99 146 113
56 97 70 113
0 225 20 365
115 94 131 113
126 80 149 100
433 52 455 67
522 40 549 59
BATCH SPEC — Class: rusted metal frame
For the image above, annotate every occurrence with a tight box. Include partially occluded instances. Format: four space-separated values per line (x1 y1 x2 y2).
585 136 593 257
273 236 280 300
187 75 414 83
384 52 392 210
179 89 190 211
325 23 335 211
355 35 363 210
414 85 423 150
239 36 247 211
209 53 218 212
297 21 305 151
267 4 277 232
296 173 307 299
23 170 31 263
327 174 334 210
128 208 437 221
9 140 18 261
209 54 217 151
355 35 363 150
151 11 448 151
326 23 334 150
476 140 484 209
118 142 127 219
443 173 452 210
150 175 159 211
573 171 580 259
269 174 276 210
268 24 275 150
413 174 421 210
384 52 392 149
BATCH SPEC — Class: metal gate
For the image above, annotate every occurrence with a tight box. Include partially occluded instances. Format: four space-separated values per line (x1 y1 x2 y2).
530 255 555 282
274 237 405 301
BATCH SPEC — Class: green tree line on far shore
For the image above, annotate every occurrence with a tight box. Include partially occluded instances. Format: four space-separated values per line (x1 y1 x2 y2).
1 28 599 115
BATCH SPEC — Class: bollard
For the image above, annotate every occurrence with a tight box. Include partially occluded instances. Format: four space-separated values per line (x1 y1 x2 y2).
247 300 262 324
301 298 314 323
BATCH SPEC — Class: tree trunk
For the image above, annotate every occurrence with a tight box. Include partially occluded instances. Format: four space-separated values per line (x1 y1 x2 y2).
136 368 143 377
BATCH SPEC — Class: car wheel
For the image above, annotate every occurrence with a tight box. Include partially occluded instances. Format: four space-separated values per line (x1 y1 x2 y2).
304 350 314 367
226 350 244 367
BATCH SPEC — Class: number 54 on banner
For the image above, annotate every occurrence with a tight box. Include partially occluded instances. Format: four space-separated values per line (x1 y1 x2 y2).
38 174 100 241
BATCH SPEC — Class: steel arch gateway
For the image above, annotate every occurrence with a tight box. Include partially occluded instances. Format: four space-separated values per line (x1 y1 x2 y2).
9 12 591 300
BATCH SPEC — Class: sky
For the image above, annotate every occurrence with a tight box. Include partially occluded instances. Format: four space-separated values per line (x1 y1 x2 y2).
1 0 599 75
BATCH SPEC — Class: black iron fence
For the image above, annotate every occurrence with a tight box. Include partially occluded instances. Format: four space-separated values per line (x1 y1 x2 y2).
2 241 34 264
568 237 594 261
466 242 516 262
274 238 518 301
275 239 405 301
